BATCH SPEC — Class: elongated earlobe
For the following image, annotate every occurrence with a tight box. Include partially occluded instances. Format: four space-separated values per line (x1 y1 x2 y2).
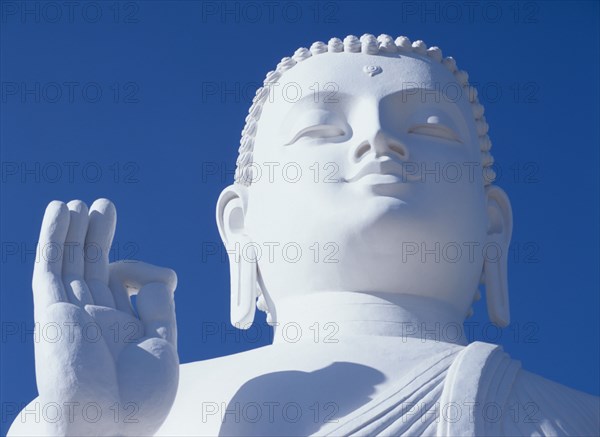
216 185 257 329
226 235 257 328
483 185 513 327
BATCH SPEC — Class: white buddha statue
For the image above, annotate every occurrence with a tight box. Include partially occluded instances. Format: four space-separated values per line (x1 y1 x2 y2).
8 34 599 437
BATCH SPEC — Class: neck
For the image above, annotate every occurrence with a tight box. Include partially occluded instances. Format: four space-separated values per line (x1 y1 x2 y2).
271 291 468 346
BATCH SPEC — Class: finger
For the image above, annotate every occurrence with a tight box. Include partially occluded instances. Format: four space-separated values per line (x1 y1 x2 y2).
62 200 94 306
136 282 177 347
63 200 89 277
84 198 116 307
32 201 70 312
109 261 178 294
109 260 177 317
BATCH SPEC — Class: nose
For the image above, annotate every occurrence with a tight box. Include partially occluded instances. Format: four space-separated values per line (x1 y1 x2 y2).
351 126 409 163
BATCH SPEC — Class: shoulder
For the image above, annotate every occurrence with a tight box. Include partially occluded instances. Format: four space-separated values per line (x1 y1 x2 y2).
156 348 274 436
504 369 600 436
439 341 599 436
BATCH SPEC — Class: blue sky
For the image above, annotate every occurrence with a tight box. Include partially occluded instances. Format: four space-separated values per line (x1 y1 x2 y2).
1 1 599 434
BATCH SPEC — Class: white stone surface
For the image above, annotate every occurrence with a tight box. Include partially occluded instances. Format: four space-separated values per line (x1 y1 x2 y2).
8 35 599 436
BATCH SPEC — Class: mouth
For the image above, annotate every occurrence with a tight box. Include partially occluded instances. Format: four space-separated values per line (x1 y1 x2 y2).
354 173 405 184
342 157 417 184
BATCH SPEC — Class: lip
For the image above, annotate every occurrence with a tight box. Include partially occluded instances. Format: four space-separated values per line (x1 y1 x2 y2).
342 158 418 184
356 173 404 184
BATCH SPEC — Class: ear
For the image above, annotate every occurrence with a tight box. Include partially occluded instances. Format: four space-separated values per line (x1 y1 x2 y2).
483 185 513 327
216 184 257 329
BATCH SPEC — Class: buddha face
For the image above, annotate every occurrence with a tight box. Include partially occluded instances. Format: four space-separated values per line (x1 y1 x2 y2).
219 50 511 322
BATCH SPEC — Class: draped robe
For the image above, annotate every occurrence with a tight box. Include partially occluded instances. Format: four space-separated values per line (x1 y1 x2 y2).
316 341 599 436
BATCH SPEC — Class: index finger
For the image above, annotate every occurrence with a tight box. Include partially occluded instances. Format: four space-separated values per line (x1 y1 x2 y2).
109 260 178 295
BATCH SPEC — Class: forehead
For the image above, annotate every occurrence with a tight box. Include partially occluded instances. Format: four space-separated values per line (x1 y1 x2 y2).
260 51 471 117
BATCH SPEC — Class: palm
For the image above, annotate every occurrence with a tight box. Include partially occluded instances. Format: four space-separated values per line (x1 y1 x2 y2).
33 199 178 436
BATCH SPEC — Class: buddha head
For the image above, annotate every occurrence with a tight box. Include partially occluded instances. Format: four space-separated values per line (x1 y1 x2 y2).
216 34 512 330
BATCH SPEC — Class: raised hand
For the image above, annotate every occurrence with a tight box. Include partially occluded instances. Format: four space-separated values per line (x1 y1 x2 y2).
32 199 178 436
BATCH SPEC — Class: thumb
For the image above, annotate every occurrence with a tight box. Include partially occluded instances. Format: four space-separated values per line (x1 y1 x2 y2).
137 282 177 348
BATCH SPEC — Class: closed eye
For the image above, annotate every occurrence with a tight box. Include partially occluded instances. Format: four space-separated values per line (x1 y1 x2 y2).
285 124 346 145
408 123 462 143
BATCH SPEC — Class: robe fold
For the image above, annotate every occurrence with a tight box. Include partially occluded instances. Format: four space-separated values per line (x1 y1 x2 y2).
317 341 600 436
